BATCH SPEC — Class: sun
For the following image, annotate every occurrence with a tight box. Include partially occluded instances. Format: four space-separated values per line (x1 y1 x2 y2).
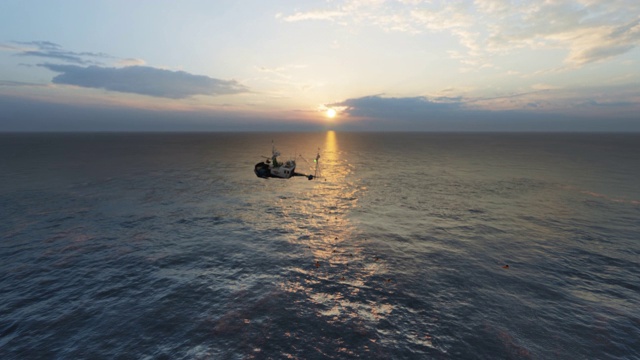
326 108 337 119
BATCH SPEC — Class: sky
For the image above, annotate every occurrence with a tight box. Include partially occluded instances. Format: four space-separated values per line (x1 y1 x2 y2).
1 0 639 131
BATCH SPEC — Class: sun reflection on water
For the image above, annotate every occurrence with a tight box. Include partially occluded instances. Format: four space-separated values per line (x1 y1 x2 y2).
277 130 395 333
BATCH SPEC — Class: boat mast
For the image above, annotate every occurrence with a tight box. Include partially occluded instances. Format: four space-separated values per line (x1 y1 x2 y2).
271 140 280 167
313 148 320 178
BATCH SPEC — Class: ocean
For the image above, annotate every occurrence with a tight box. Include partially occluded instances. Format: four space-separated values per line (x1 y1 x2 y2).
1 132 639 359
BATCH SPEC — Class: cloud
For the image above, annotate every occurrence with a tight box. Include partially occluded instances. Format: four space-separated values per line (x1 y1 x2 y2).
564 19 640 65
531 83 561 91
325 94 547 130
410 3 473 31
39 64 248 99
3 41 151 68
481 3 640 66
0 94 321 132
117 58 146 67
0 43 23 51
0 80 44 87
329 94 463 119
3 41 249 100
280 0 640 69
325 89 640 131
279 10 346 22
11 41 111 65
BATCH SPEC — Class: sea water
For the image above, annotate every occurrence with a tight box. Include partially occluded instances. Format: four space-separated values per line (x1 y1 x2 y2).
1 132 639 359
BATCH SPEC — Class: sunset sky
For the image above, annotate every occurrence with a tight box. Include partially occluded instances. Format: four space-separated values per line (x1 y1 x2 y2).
1 0 639 131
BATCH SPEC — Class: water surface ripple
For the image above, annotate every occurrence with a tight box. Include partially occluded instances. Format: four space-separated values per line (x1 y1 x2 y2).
1 132 639 359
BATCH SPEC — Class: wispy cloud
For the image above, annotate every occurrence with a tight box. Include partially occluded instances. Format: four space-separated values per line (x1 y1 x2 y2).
564 19 640 66
279 0 640 69
11 41 112 65
0 80 45 87
410 3 473 32
3 41 148 68
40 64 248 99
279 10 346 22
0 43 24 51
252 64 323 94
483 3 640 67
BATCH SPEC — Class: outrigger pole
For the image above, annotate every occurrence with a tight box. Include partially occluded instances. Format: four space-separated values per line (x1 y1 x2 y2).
295 148 321 180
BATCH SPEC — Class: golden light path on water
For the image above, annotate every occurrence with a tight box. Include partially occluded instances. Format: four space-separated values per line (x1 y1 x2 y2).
277 131 395 343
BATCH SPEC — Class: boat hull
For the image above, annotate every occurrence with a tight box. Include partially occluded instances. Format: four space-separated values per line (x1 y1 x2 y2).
254 162 271 178
254 162 296 179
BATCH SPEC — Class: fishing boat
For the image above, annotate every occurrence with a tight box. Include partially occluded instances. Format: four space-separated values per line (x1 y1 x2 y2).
254 143 319 180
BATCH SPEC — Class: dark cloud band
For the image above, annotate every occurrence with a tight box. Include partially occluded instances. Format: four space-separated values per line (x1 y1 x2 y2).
330 95 462 119
40 64 248 99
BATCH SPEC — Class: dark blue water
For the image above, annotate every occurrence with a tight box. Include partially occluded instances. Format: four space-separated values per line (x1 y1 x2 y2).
1 132 639 359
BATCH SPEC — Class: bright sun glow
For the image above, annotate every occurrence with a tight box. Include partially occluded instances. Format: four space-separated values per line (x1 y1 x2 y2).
326 108 337 118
